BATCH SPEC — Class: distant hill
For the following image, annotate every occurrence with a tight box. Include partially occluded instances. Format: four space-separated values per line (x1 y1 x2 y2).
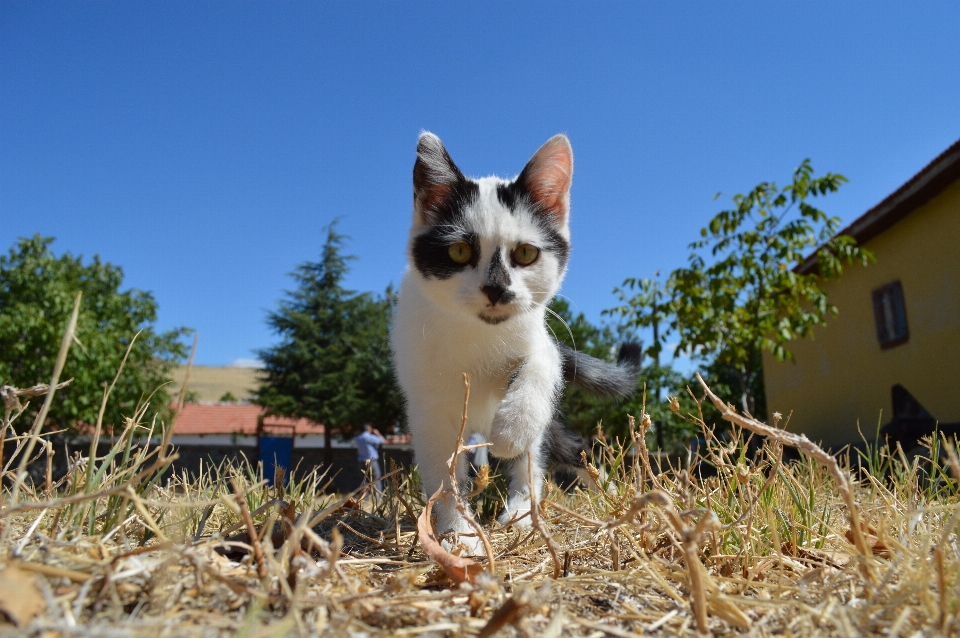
169 366 260 402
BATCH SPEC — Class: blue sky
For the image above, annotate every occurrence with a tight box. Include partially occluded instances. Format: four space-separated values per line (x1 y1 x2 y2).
2 2 959 367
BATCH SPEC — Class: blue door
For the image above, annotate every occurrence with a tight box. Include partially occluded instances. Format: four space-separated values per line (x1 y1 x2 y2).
258 436 293 486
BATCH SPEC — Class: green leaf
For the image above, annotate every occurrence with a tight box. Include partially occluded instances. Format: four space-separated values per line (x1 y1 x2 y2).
608 160 865 417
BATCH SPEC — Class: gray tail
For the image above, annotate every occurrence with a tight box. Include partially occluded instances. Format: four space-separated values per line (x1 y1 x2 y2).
543 419 590 469
558 341 641 399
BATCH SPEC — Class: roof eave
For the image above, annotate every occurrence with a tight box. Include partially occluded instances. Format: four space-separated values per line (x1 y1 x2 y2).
797 137 960 275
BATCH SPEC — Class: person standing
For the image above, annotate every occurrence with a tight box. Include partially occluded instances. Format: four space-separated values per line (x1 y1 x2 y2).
355 424 386 492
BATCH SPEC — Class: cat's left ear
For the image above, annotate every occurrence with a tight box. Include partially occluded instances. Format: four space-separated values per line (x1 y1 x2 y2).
517 135 573 224
413 132 468 226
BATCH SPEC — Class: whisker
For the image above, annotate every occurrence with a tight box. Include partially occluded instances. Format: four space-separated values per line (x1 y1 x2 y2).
534 301 578 354
543 316 562 346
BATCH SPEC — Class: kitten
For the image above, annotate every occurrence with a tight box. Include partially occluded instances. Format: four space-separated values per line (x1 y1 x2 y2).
391 132 639 551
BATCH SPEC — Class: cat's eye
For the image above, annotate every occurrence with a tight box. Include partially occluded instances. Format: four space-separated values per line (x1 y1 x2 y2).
512 243 540 266
448 242 473 264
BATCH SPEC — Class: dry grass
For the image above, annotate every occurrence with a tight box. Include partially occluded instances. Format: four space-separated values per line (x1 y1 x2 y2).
2 329 959 636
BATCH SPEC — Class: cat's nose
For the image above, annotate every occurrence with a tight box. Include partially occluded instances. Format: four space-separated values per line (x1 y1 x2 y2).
481 284 509 305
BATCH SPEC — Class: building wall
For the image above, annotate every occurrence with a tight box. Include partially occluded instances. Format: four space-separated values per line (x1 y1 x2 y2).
6 437 414 495
763 179 960 448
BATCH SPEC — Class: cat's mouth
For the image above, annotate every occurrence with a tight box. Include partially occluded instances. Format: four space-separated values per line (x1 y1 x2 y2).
478 311 512 325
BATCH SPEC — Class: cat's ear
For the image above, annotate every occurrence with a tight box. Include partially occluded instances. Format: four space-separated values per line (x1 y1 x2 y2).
517 134 573 224
413 132 466 226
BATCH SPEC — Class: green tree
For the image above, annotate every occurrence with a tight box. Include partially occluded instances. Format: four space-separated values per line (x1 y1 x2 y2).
605 272 673 449
667 160 872 416
0 235 190 433
255 224 402 467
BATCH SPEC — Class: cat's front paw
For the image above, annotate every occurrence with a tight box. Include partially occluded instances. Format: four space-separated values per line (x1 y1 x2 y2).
497 497 533 529
487 428 526 459
498 507 533 529
489 391 552 459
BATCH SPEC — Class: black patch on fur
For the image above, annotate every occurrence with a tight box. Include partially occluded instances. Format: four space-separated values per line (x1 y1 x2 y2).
498 180 570 271
558 341 641 399
414 138 479 225
481 247 515 305
496 179 527 211
542 419 590 468
410 141 482 280
478 313 511 325
418 177 480 227
412 228 480 280
536 219 570 271
616 342 642 368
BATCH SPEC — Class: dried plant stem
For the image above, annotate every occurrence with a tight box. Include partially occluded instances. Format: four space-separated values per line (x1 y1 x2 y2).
443 373 495 572
44 440 53 494
455 501 495 566
527 451 563 578
669 505 718 635
446 373 471 492
85 330 141 493
12 559 94 584
302 493 354 529
934 546 947 632
4 332 958 636
126 486 168 542
635 413 667 493
9 291 81 508
608 529 620 571
720 443 783 532
1 384 72 463
542 499 605 527
230 477 268 580
478 585 532 638
566 488 718 634
160 332 198 461
695 372 872 568
281 504 308 594
218 496 284 537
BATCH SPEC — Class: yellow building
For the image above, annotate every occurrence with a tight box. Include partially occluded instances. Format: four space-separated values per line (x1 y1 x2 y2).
763 138 960 449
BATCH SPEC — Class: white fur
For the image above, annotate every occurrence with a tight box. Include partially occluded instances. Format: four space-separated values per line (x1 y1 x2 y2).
391 136 573 553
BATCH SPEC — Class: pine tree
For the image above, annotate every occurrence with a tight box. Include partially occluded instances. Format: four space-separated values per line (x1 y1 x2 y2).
255 223 402 466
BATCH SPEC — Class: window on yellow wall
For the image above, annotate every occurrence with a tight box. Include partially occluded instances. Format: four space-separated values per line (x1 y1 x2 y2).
872 281 909 349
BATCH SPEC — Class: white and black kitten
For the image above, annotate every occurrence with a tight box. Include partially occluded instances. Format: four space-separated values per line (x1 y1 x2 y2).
391 133 639 551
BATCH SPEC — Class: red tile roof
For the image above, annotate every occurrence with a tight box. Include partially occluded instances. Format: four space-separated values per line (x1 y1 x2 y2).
168 403 411 444
172 403 324 436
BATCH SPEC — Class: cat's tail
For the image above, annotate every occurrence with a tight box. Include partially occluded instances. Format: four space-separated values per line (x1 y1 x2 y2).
543 419 590 468
546 342 640 490
542 419 615 492
558 341 641 399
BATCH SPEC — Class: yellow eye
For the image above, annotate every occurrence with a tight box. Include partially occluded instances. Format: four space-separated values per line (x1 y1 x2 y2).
513 243 540 266
448 242 472 264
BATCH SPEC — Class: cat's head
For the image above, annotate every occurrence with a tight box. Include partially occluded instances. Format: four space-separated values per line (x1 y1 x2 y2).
407 132 573 326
